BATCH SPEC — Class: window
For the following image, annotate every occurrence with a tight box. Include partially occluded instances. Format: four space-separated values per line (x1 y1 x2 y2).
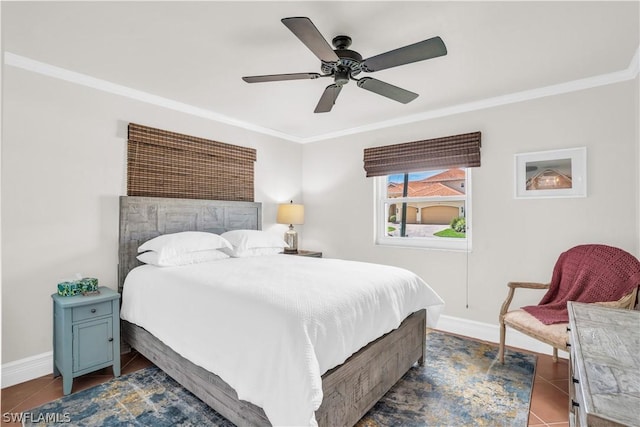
363 131 480 250
375 168 471 251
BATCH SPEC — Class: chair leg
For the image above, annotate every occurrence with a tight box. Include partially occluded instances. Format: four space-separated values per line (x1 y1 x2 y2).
498 321 506 364
552 347 558 363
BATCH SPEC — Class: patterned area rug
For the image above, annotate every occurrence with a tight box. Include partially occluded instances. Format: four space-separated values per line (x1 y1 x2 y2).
26 330 535 426
357 331 536 426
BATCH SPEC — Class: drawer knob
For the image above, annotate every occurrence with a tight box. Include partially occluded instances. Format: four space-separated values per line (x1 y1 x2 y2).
572 377 580 384
91 308 97 313
108 338 114 342
571 400 580 408
566 326 571 332
566 342 571 348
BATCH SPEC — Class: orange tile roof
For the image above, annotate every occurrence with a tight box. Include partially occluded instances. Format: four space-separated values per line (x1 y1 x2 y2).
387 168 465 197
410 182 463 196
420 168 465 182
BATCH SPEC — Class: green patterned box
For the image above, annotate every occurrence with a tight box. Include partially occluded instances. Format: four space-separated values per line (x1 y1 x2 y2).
79 277 98 292
57 278 99 296
57 281 81 296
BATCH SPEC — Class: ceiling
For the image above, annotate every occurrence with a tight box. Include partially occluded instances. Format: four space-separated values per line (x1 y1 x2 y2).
3 1 639 143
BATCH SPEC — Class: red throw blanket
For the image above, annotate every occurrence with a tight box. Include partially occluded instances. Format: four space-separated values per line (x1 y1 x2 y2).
522 244 640 324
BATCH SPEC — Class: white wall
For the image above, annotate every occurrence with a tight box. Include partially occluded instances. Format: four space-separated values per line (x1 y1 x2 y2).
1 66 302 365
302 80 639 327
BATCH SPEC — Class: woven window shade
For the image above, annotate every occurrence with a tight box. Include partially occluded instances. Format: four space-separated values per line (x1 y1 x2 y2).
127 123 256 201
363 131 481 177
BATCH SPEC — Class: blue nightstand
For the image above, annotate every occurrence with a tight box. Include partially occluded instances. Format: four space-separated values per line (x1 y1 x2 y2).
52 286 121 395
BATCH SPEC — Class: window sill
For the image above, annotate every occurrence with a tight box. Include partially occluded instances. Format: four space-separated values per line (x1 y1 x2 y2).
375 236 472 252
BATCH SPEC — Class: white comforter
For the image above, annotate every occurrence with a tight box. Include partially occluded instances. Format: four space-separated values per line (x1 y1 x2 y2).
120 255 444 426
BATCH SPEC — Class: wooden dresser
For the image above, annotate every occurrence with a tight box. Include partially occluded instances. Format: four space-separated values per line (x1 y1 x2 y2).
568 302 640 427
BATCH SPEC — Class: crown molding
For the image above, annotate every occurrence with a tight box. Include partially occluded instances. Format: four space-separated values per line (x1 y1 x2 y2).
5 47 639 144
304 46 640 143
3 52 303 143
629 45 640 77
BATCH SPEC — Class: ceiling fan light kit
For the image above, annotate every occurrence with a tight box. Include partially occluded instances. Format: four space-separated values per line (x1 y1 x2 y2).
242 17 447 113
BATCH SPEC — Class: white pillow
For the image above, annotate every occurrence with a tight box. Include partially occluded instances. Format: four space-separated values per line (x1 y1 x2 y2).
220 230 288 252
137 249 230 267
223 247 283 258
138 232 232 260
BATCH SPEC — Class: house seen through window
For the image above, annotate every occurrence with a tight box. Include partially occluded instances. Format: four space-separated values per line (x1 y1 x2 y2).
375 168 471 251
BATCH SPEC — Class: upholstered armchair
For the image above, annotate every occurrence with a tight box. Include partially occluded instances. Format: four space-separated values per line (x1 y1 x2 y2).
498 244 640 364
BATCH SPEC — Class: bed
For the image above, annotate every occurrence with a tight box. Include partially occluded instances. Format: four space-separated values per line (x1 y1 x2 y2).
118 196 443 427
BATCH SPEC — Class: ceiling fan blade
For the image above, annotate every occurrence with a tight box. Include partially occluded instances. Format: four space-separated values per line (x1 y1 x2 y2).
282 17 339 63
242 72 322 83
357 77 418 104
314 84 342 113
361 36 447 73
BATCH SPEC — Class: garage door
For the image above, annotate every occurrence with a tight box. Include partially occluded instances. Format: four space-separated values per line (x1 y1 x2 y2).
421 206 459 225
406 206 418 224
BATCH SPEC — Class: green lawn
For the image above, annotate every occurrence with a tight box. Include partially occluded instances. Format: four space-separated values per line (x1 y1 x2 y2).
434 228 466 238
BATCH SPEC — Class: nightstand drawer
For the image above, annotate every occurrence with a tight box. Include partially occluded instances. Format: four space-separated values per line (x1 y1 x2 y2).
73 301 112 322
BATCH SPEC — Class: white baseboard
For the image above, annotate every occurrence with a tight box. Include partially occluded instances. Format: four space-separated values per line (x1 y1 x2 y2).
1 351 53 388
1 314 566 388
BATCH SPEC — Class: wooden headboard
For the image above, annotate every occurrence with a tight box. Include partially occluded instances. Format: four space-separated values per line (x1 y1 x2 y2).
118 196 262 292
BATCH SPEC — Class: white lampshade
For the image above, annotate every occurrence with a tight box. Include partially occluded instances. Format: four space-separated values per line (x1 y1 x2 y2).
277 202 305 225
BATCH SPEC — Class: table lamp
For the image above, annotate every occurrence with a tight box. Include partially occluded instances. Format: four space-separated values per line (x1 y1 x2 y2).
277 201 304 254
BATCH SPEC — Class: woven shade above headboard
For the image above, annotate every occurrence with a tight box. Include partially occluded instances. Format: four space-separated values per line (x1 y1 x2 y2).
127 123 256 201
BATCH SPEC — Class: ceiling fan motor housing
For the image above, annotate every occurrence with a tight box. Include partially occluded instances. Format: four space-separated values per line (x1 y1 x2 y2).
321 35 363 77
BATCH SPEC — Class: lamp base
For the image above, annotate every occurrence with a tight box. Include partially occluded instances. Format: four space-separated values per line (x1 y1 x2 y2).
283 225 298 253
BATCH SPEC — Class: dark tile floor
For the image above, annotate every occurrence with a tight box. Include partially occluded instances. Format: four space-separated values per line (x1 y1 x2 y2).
1 347 569 426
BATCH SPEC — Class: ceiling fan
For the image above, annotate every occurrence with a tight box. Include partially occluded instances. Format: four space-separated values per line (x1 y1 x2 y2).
242 17 447 113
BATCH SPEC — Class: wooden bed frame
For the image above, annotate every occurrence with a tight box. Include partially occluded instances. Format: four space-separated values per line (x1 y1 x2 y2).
118 196 426 427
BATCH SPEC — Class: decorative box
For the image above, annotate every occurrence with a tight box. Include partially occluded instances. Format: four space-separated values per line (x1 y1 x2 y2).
57 281 81 296
57 277 99 296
